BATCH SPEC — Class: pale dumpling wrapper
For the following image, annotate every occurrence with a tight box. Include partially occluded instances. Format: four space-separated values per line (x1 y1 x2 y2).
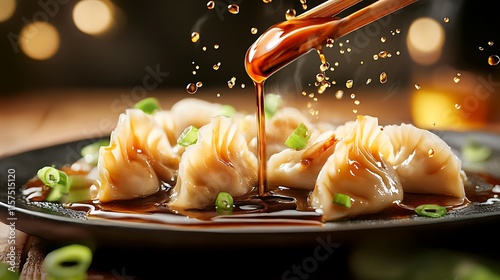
267 130 338 191
261 107 316 159
382 123 467 198
168 115 258 210
95 109 181 202
310 115 403 222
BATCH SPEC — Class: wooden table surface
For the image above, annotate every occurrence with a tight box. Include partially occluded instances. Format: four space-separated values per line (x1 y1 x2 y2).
1 87 499 279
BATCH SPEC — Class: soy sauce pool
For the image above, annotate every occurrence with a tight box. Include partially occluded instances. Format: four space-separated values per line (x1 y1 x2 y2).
22 169 500 227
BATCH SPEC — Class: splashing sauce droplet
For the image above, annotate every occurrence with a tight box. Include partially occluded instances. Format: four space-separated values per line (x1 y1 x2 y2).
488 55 499 66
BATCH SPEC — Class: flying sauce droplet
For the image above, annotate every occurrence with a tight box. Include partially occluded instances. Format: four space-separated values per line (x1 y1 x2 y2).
285 9 296 20
191 32 200 43
251 27 258 34
414 83 421 90
228 4 239 14
488 55 499 66
207 1 215 10
380 72 387 83
346 79 353 88
443 17 450 23
186 83 198 94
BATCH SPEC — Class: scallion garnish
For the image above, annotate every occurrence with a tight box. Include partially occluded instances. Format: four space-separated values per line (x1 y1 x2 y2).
215 191 234 214
37 166 70 202
461 139 492 163
284 123 311 150
42 244 92 280
37 166 71 202
81 140 109 166
0 262 19 280
177 125 199 147
134 97 161 114
332 193 352 208
264 93 283 119
415 204 446 218
220 105 236 117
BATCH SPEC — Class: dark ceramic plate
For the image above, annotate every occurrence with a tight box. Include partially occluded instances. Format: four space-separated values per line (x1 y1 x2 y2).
1 130 499 249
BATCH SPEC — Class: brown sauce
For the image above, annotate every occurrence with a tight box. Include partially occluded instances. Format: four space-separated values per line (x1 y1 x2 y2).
22 169 500 226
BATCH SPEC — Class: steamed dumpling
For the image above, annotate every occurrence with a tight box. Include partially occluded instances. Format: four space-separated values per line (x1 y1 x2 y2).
95 109 181 202
267 130 338 191
310 115 403 222
168 115 258 210
152 109 177 146
170 98 227 139
262 107 316 158
382 123 466 198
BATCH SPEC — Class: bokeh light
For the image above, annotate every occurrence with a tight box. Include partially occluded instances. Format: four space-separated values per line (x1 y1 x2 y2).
73 0 114 35
19 21 60 60
406 17 445 65
0 0 16 22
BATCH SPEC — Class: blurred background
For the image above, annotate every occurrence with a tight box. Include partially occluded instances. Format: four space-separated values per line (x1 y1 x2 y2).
0 0 498 90
0 0 499 155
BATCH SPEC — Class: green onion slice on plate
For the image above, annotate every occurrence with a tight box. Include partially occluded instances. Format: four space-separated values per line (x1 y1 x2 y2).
42 244 93 280
215 191 234 214
37 166 70 202
415 204 446 218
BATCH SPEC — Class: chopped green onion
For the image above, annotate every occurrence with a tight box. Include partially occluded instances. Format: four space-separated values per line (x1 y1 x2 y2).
0 262 19 280
37 166 66 187
284 123 311 150
134 97 161 114
177 125 199 147
42 244 92 280
333 193 352 208
37 166 70 202
45 185 66 202
264 93 283 119
64 188 91 203
80 140 109 166
415 204 447 218
215 191 233 214
461 139 492 163
220 105 236 117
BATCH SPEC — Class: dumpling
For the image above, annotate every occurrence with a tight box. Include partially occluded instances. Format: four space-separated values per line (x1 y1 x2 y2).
168 115 258 210
94 109 181 202
170 98 227 139
152 109 177 146
267 130 338 191
382 123 466 198
310 115 403 222
263 106 316 158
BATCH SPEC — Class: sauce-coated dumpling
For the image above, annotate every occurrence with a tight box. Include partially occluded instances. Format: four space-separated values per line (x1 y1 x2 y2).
310 115 403 222
382 123 467 199
267 130 338 191
95 109 181 202
168 115 258 210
